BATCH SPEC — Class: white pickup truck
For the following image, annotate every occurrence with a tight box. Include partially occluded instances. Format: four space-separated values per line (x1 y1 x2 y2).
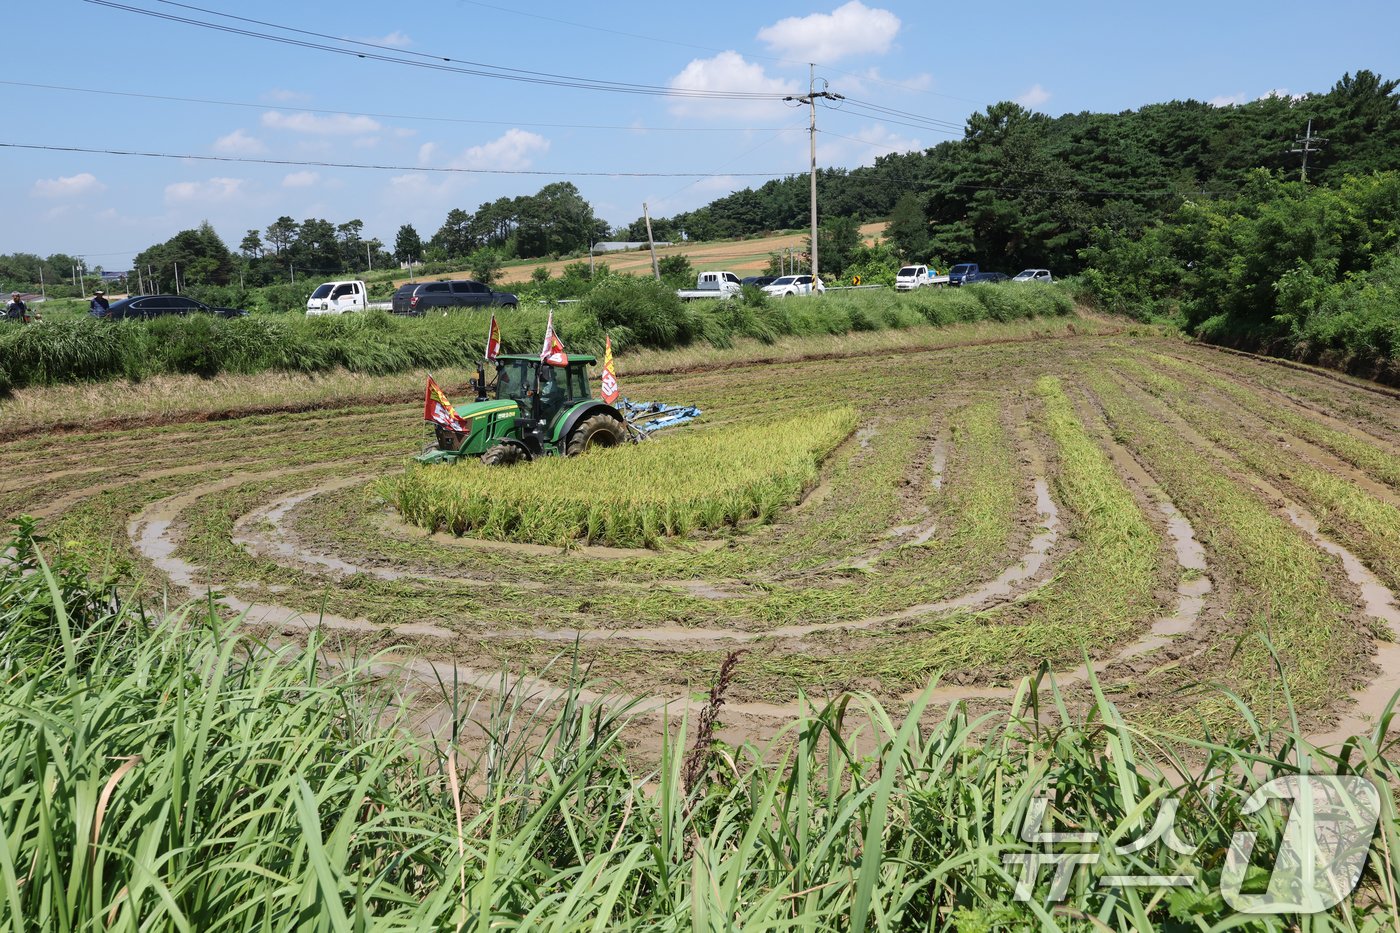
894 264 948 290
307 280 372 315
676 271 742 301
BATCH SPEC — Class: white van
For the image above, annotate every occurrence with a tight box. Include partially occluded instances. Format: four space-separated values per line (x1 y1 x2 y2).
306 280 369 315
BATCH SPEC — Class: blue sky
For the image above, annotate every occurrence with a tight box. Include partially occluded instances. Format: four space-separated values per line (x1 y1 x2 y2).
2 0 1396 272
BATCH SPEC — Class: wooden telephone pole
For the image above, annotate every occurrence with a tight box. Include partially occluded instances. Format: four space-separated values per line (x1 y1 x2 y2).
784 66 842 281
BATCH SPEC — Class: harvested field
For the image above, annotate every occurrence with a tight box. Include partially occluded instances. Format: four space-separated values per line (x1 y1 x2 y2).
412 222 888 285
5 318 1400 744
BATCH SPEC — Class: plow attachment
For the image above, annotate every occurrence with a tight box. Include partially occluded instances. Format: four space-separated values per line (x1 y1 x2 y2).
618 399 703 436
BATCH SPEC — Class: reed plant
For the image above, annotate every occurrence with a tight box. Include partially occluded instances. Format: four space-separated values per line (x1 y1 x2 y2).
2 528 1396 930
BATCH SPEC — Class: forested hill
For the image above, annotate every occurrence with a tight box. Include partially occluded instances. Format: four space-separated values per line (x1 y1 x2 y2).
636 70 1400 273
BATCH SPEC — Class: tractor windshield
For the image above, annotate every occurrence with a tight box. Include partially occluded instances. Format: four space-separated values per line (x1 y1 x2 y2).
494 359 537 407
493 359 592 422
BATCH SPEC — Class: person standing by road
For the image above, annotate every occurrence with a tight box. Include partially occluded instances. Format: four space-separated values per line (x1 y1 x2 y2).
89 289 110 317
5 291 31 323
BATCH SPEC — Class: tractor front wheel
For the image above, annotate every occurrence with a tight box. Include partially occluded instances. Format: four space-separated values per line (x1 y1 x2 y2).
566 414 626 456
481 443 526 467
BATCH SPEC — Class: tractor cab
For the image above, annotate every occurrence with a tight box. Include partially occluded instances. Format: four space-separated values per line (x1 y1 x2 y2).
490 354 596 426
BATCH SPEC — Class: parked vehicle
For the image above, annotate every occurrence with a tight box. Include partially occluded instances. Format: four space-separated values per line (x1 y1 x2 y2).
397 280 518 315
894 265 949 290
390 283 419 315
761 274 825 298
677 271 742 300
1012 269 1054 283
306 280 370 315
947 263 980 286
965 272 1010 285
740 275 778 288
102 295 247 319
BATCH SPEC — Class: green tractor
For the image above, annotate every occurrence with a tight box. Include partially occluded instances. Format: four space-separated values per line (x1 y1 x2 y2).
418 355 631 466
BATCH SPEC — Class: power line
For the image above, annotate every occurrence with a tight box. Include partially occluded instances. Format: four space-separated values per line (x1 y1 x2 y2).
0 80 803 134
455 0 988 106
0 142 798 178
835 97 966 132
81 0 791 100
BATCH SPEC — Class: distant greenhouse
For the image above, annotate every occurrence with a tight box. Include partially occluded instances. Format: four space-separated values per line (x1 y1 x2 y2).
591 241 673 253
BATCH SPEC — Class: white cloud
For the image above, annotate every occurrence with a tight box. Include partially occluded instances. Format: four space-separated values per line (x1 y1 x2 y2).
262 88 309 103
668 51 799 119
1208 92 1247 107
757 2 900 62
418 142 439 165
261 111 381 135
32 172 105 198
352 30 411 47
821 124 922 165
164 177 245 204
448 128 550 170
212 128 267 155
1016 84 1051 108
282 171 320 187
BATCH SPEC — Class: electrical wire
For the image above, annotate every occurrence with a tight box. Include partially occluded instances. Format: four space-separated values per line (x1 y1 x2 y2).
0 142 798 178
81 0 792 100
0 80 803 134
835 96 966 132
453 0 988 105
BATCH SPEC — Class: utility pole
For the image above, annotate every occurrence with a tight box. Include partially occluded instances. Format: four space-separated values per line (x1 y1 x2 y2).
643 202 660 281
1288 118 1328 183
38 267 45 300
785 66 842 281
173 261 180 295
366 242 373 273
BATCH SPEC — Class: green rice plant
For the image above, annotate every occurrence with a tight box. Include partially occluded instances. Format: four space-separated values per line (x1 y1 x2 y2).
1110 353 1400 595
875 376 1160 679
1138 349 1400 490
3 533 1397 931
379 408 858 548
1085 370 1360 725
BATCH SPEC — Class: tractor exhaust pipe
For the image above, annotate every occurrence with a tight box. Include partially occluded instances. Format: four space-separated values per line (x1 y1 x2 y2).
474 361 488 402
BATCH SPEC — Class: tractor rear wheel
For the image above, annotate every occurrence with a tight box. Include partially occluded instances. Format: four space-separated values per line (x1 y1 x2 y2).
566 414 626 456
481 443 525 467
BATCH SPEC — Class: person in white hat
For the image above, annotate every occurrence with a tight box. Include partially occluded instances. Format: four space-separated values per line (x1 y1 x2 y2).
90 289 111 317
5 291 31 323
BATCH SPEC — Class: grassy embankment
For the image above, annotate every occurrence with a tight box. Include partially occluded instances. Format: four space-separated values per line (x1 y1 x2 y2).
0 282 1076 397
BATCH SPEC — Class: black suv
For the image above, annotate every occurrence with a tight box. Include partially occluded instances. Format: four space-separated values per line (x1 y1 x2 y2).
391 280 518 315
390 283 418 315
101 295 248 319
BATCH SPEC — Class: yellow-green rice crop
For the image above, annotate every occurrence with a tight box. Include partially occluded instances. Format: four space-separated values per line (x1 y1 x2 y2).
380 407 858 547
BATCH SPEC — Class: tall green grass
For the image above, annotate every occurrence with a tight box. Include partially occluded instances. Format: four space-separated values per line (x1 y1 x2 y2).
0 282 1077 395
3 528 1397 930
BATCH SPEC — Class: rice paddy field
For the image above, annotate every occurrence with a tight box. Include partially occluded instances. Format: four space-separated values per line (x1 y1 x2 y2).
5 312 1400 927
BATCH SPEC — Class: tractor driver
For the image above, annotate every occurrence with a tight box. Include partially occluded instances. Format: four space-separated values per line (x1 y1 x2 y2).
538 365 567 413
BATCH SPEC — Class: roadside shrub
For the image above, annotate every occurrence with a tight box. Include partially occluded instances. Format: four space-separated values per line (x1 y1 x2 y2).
0 317 130 385
580 276 698 349
0 277 1081 395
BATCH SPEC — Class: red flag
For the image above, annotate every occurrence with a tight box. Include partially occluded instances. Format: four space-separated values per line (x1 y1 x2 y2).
484 313 501 362
424 376 471 432
600 334 620 404
540 310 568 366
